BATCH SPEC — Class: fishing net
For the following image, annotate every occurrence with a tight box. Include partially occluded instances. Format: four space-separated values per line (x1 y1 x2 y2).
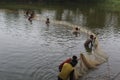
33 14 108 79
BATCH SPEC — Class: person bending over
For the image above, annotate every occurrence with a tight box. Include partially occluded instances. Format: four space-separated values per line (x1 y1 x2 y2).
84 35 96 53
59 55 77 72
58 59 78 80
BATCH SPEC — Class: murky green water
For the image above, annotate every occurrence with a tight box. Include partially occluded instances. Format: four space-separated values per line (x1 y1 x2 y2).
0 5 120 80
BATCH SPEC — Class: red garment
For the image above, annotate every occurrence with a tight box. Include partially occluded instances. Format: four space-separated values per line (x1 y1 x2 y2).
59 58 72 72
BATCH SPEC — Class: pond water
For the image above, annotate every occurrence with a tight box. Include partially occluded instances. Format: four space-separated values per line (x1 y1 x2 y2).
0 5 120 80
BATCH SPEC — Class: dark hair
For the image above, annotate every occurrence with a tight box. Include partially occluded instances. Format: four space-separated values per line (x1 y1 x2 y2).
75 27 79 30
47 18 49 20
72 55 77 60
90 35 94 39
70 59 78 67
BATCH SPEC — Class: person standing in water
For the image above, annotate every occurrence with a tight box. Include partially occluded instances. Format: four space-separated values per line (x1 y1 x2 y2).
58 58 78 80
46 18 50 26
72 27 80 37
28 11 35 24
25 10 30 17
84 35 96 53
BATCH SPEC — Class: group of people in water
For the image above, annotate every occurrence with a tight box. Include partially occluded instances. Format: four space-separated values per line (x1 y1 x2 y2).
25 10 50 25
26 10 103 80
25 10 35 24
24 10 100 80
58 34 96 80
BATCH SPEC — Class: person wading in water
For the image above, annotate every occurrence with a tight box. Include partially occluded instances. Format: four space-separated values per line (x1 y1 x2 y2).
84 35 96 53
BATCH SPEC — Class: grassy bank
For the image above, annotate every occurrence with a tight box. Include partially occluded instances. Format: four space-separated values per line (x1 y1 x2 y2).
0 3 44 10
0 0 120 11
99 0 120 11
0 2 100 10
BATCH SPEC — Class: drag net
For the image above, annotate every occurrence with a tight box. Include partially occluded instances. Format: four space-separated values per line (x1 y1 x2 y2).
34 14 108 79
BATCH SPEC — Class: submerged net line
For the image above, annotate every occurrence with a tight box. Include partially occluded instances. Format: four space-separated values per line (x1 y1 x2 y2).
34 15 109 79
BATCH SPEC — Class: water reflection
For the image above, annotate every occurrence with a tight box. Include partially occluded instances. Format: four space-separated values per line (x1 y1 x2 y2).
0 7 120 80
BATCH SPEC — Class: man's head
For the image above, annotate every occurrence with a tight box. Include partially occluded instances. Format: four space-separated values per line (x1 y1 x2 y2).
90 35 94 39
75 27 79 30
47 18 49 21
72 55 77 60
70 56 78 67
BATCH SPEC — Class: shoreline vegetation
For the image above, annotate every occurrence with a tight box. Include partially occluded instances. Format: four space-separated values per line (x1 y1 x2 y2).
0 0 120 11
